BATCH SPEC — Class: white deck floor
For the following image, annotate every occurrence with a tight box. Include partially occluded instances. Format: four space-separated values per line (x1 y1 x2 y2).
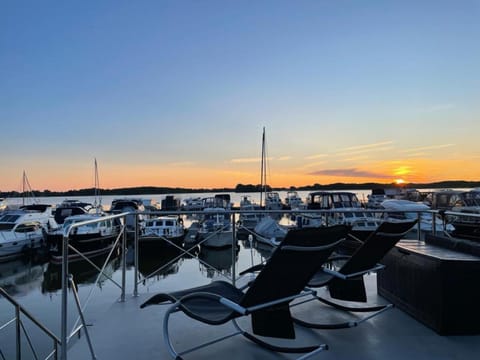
66 274 480 360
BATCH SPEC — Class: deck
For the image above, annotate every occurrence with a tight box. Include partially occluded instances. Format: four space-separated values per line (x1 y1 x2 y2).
66 273 480 360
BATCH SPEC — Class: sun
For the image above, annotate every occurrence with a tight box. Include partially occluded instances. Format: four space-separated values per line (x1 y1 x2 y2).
394 179 405 185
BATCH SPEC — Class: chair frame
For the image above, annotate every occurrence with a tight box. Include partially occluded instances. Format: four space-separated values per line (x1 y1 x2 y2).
141 225 349 360
291 219 417 329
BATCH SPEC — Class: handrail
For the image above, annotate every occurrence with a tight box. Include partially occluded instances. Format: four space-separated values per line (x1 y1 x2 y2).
60 212 129 360
0 287 61 360
4 206 477 359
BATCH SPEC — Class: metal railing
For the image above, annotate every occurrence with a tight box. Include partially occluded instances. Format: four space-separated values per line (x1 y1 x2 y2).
0 287 61 360
59 212 129 360
3 207 479 359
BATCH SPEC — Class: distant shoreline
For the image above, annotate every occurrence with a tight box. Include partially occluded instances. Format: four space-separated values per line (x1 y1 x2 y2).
2 180 479 198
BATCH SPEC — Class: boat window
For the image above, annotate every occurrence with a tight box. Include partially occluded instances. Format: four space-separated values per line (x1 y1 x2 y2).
165 220 174 226
0 223 15 230
0 214 21 222
15 223 38 233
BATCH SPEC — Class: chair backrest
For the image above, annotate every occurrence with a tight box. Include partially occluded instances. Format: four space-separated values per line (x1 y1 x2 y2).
339 219 417 275
240 225 349 308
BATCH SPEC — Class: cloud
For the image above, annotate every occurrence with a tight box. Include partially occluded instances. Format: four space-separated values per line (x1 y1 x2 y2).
339 141 394 152
276 156 291 161
230 157 262 163
167 161 195 167
338 156 369 162
402 144 455 153
420 103 455 113
308 168 391 179
305 154 328 160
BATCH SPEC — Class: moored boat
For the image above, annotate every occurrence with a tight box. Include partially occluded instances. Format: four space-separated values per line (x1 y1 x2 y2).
139 216 185 248
49 213 122 264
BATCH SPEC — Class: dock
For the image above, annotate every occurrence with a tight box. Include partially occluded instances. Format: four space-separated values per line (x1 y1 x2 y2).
66 273 480 359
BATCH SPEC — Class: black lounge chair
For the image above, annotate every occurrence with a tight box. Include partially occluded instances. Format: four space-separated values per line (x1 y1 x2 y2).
291 219 417 329
140 225 349 359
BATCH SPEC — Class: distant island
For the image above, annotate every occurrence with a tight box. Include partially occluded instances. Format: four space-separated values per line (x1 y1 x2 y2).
2 180 479 198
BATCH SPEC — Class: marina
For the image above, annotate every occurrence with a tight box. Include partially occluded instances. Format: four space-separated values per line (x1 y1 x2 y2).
1 190 480 359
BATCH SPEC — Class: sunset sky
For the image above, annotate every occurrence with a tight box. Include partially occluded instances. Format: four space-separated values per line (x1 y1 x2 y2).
1 1 479 192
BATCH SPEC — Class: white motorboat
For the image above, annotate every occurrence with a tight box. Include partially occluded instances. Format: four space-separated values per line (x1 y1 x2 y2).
381 199 454 238
237 195 264 236
253 216 288 246
195 208 235 248
109 198 147 233
284 191 305 210
140 216 185 248
0 212 45 259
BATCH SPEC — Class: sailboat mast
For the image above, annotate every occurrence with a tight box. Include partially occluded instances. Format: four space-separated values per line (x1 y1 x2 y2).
259 127 266 208
93 158 101 210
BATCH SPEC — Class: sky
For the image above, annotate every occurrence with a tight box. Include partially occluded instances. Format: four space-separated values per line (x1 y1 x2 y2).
1 0 479 192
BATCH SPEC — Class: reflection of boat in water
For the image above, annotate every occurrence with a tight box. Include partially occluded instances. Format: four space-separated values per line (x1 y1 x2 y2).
198 245 239 278
137 246 184 282
0 254 47 296
42 251 120 292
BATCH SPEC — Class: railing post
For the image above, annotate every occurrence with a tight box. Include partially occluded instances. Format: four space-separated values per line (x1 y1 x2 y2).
134 212 139 297
417 212 422 241
15 305 21 360
231 212 236 286
61 233 69 360
120 214 127 302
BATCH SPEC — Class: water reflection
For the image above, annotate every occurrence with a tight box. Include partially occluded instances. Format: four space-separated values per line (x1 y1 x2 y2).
42 252 121 292
0 253 47 296
198 244 239 278
136 245 185 283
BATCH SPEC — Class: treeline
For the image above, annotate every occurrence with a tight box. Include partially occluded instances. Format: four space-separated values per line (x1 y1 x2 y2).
1 180 479 198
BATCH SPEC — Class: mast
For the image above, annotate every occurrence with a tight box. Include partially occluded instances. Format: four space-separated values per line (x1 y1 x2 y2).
93 158 101 211
22 170 36 205
259 127 267 208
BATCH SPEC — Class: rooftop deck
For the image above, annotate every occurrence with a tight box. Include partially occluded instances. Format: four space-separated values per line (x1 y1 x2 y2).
66 273 480 360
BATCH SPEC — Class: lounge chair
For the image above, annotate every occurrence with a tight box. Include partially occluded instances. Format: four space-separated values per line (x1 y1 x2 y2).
140 225 349 359
291 219 417 329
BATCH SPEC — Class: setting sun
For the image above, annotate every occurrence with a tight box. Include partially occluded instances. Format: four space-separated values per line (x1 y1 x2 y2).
394 179 405 185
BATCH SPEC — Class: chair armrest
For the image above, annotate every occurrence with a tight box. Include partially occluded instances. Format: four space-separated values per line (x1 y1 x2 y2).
179 292 247 315
239 263 265 275
322 263 385 280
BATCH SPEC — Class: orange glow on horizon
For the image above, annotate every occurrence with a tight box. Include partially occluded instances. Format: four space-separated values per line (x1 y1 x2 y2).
3 156 480 192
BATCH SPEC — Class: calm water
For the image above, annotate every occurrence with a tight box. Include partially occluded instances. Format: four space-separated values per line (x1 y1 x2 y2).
0 189 442 358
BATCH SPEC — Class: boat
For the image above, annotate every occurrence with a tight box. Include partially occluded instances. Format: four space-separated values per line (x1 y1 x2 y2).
380 199 454 239
428 189 480 241
109 198 147 233
0 198 7 212
0 210 48 260
236 195 264 238
195 207 235 248
367 188 424 208
180 197 204 211
253 215 289 246
49 213 122 263
300 191 382 253
161 195 181 211
139 216 185 248
284 191 305 210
